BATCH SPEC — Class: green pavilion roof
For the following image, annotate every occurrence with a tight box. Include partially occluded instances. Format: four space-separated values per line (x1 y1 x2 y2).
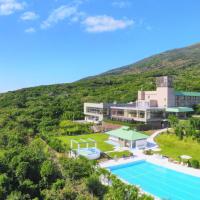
175 91 200 97
166 107 194 113
106 126 149 141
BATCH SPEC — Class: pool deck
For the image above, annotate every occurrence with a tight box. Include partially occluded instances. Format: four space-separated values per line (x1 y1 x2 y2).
100 128 200 200
147 156 200 178
100 153 200 178
99 155 145 168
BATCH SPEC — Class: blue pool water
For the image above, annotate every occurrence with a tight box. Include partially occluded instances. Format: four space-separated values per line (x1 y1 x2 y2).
78 148 100 155
108 160 200 200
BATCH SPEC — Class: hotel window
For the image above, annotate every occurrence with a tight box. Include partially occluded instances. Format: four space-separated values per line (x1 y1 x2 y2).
111 109 117 115
128 111 137 118
117 110 124 116
139 111 145 118
175 97 179 106
86 107 103 114
103 109 108 115
150 111 163 119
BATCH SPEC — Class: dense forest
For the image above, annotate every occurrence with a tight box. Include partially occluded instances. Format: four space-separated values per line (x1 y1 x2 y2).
1 43 200 199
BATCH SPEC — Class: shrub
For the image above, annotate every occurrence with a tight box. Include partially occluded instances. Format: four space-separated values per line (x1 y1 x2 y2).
144 149 153 155
190 160 200 169
48 138 65 153
187 160 192 167
86 174 107 198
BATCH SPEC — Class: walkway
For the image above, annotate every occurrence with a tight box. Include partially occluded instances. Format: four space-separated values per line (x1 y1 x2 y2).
147 128 170 149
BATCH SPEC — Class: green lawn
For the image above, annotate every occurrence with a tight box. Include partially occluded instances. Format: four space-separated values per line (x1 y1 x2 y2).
107 150 132 158
56 133 114 152
156 134 200 162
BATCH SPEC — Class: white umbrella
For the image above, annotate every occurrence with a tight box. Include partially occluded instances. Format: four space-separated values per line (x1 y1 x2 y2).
153 148 161 152
180 155 192 160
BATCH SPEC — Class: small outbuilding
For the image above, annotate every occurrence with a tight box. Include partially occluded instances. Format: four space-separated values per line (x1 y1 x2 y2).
106 126 149 149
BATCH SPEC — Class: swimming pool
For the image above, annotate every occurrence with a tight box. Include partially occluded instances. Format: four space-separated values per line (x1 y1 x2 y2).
77 148 101 160
108 160 200 200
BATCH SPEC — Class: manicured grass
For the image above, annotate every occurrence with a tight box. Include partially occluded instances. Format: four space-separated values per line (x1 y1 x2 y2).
107 150 132 158
156 134 200 162
56 133 114 152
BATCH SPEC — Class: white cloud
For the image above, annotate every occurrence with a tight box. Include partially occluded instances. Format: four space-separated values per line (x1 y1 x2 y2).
21 11 39 21
0 0 25 16
112 1 131 8
41 5 80 29
83 15 134 33
25 27 36 33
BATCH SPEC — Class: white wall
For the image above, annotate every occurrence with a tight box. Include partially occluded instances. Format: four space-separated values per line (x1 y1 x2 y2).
135 139 147 149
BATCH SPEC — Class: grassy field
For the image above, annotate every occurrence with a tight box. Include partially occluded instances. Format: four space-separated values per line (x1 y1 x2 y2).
56 133 114 152
156 134 200 162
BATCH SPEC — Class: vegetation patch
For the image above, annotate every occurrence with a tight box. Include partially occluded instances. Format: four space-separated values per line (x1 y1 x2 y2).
104 119 144 128
107 150 132 158
156 134 200 162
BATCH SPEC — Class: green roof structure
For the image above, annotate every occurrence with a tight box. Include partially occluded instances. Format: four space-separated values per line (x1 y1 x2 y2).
106 126 149 141
165 107 194 113
175 91 200 97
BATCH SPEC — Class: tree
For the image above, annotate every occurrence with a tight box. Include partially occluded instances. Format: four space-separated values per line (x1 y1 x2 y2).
60 157 95 180
48 138 65 153
168 115 179 128
174 125 184 140
20 179 38 198
190 118 200 130
40 160 57 186
6 191 24 200
0 173 9 199
104 176 138 200
86 174 107 199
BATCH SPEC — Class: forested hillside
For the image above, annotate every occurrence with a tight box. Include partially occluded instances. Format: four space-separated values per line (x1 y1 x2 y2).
1 44 200 133
0 43 200 199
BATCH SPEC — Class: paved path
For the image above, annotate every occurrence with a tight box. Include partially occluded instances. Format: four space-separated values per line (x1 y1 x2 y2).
147 128 170 149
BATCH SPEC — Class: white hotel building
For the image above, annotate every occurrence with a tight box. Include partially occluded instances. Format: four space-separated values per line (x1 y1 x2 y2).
84 76 200 127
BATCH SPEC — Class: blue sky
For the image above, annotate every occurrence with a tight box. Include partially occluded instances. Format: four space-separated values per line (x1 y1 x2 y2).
1 0 200 92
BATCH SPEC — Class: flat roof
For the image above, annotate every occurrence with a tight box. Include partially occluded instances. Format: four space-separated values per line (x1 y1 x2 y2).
175 91 200 97
166 107 194 113
106 126 149 141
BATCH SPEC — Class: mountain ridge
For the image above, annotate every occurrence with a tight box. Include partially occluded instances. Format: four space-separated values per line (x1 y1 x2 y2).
2 42 200 94
91 42 200 77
